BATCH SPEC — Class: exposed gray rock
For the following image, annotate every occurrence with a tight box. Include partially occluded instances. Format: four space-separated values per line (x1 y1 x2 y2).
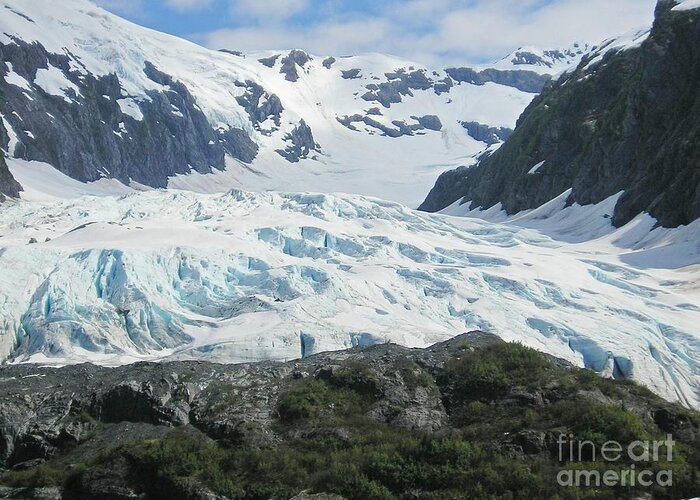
341 69 361 80
322 57 336 69
218 128 258 163
415 115 443 131
338 114 442 137
0 332 500 470
386 69 432 91
460 121 513 145
0 41 258 189
433 77 454 95
361 69 432 108
0 115 21 199
218 49 244 58
445 67 551 93
235 80 284 134
276 120 320 162
510 51 551 67
358 65 549 109
337 114 398 137
258 55 279 68
279 50 311 82
0 153 21 200
509 429 558 455
508 44 588 69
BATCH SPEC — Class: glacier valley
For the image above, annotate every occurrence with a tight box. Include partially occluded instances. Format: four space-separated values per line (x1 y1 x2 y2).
1 189 699 408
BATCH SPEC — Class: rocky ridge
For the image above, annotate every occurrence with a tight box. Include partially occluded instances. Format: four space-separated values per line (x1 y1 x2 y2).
0 332 698 499
420 0 700 228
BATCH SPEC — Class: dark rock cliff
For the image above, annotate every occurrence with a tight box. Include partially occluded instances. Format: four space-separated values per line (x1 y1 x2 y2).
0 106 20 199
445 67 550 93
0 40 258 190
0 92 20 199
420 0 700 228
460 121 513 146
0 153 20 200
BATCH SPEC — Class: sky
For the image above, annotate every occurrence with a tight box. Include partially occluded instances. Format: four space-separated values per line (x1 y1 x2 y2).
96 0 658 67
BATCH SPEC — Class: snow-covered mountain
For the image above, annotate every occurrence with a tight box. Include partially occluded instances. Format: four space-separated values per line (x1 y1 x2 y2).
494 43 593 74
0 0 586 207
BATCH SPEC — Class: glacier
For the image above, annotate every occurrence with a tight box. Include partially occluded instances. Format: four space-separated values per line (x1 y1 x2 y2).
1 189 699 408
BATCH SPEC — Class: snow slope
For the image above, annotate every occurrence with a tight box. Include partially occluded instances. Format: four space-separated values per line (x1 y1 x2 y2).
494 43 593 74
0 0 584 207
1 189 699 407
674 0 700 11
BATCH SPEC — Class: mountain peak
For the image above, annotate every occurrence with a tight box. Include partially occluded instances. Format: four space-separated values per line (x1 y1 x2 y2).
493 43 593 74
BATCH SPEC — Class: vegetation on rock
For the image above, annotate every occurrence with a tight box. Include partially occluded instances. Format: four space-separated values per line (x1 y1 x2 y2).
1 336 698 499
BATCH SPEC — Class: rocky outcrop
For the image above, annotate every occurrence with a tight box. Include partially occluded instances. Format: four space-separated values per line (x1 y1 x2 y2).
0 333 494 470
279 50 311 82
0 40 258 188
235 80 284 135
361 69 433 108
421 0 700 228
0 153 20 200
357 65 550 110
416 115 443 131
505 44 591 70
445 67 551 93
0 104 20 199
276 120 320 162
337 114 442 137
340 69 361 80
460 121 513 146
0 331 698 499
258 55 279 68
219 49 244 58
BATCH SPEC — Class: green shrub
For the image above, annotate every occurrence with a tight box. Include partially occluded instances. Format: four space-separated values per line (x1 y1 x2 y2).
571 402 648 445
393 358 435 390
277 377 370 422
447 354 509 401
327 361 380 397
0 465 64 488
445 342 550 402
139 431 245 498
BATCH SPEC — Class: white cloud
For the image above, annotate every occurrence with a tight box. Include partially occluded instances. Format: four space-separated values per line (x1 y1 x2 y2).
202 18 389 55
197 0 657 66
428 0 656 61
98 0 659 67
